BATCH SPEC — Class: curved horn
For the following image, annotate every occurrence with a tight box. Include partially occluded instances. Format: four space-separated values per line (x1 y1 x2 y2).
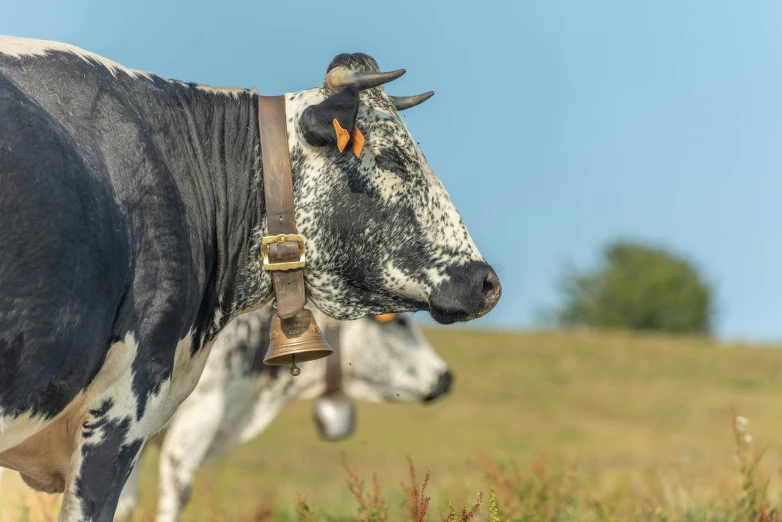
390 91 435 111
326 67 406 93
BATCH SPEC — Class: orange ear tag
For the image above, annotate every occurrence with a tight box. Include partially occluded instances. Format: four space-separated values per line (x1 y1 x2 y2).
351 126 365 158
333 119 350 152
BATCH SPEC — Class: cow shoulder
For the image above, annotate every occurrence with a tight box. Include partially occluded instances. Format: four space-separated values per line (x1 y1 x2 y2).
0 70 131 420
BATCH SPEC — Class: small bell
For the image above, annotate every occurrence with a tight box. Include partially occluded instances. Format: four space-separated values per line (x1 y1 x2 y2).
264 309 334 374
312 392 356 441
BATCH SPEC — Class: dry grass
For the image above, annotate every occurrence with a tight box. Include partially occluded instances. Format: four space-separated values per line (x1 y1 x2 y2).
4 328 782 520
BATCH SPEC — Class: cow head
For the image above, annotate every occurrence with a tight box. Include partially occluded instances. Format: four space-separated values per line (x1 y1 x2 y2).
336 312 452 403
284 53 501 324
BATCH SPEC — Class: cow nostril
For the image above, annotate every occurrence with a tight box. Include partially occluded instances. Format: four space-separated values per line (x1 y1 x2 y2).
440 370 453 394
423 370 454 403
482 278 494 295
473 268 501 319
482 269 501 301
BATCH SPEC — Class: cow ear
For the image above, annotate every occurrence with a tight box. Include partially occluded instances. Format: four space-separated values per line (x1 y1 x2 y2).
300 86 360 148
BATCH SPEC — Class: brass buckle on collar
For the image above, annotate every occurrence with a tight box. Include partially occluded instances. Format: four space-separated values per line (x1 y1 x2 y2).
261 234 306 271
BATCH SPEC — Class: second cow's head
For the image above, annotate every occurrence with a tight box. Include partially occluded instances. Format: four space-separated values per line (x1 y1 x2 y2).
282 53 500 324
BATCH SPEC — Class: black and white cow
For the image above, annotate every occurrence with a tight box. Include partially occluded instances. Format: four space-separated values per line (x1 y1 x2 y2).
110 304 450 522
0 36 500 521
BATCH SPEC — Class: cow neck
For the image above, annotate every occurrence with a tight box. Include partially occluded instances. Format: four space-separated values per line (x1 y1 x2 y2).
257 96 306 319
322 320 343 394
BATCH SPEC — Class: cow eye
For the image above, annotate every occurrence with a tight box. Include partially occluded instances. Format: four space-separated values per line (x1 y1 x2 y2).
375 153 409 181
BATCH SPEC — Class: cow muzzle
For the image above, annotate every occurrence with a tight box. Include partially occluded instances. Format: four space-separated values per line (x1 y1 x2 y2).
422 370 454 403
428 261 502 324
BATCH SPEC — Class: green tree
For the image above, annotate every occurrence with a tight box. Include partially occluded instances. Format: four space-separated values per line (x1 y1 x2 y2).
552 240 714 334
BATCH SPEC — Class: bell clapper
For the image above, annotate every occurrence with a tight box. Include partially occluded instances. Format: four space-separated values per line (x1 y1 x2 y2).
290 354 301 377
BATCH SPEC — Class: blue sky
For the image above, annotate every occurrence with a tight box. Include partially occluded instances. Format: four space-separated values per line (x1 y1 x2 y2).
2 1 781 341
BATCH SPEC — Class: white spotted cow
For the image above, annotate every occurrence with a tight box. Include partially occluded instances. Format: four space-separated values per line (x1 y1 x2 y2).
112 305 451 522
0 36 500 521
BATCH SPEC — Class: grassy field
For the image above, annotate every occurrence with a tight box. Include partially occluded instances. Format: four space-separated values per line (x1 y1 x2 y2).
4 328 782 521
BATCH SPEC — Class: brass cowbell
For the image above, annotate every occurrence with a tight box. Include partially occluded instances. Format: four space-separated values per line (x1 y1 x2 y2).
264 309 334 375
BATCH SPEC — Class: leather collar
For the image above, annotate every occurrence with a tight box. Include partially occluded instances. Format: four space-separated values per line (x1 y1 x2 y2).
257 95 307 319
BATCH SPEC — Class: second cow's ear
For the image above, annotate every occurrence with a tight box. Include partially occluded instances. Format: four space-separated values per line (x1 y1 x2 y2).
300 86 360 148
